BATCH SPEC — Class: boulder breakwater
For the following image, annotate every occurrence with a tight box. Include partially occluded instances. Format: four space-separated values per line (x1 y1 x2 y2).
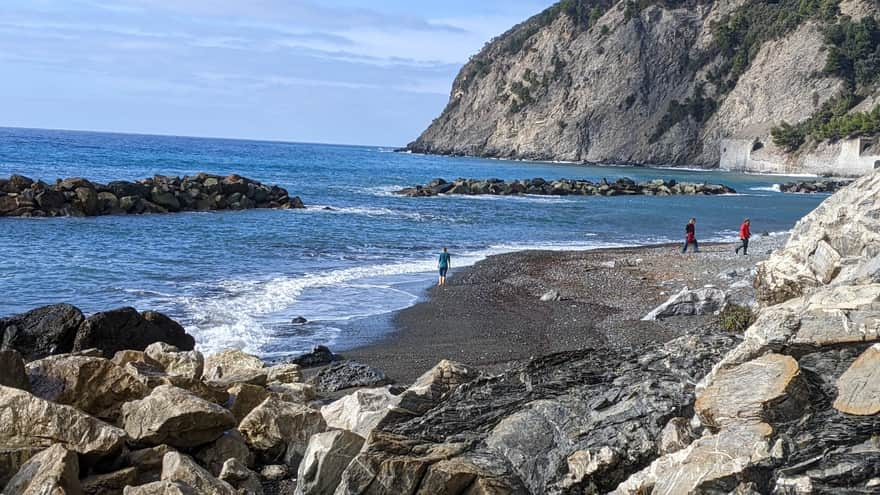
779 179 853 194
0 173 304 217
396 177 736 197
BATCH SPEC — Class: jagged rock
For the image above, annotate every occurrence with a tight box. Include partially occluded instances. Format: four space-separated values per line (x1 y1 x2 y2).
833 343 880 415
657 417 696 455
267 382 316 404
321 387 401 439
295 430 364 495
0 385 126 457
307 361 390 393
205 368 268 388
755 172 880 305
238 395 326 467
164 375 229 405
74 308 195 358
0 303 84 360
642 286 726 320
129 445 175 485
81 467 138 495
160 451 236 495
540 289 562 302
557 447 619 492
394 360 478 416
203 348 265 382
613 424 772 494
218 459 262 495
0 350 29 390
112 350 155 368
0 447 41 488
259 464 291 481
266 363 303 384
227 383 271 422
194 430 254 477
283 345 336 369
145 342 204 380
696 353 807 429
25 354 148 420
3 444 80 495
123 481 196 495
121 385 236 448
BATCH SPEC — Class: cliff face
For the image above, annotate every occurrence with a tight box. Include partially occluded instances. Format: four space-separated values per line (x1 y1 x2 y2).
408 0 880 170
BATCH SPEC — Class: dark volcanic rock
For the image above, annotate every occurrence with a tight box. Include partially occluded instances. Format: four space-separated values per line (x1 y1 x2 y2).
283 345 337 369
0 174 305 217
73 307 195 358
307 361 391 393
0 304 84 361
396 177 736 198
0 350 29 390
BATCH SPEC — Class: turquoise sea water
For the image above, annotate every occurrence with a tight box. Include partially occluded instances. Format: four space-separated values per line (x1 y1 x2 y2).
0 127 826 356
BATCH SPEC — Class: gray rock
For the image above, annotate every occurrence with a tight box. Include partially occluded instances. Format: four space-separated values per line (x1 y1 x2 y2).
642 286 726 320
123 481 197 495
194 430 254 477
295 430 364 495
218 458 262 495
238 395 327 468
145 342 204 380
307 361 390 393
540 289 562 302
160 451 236 495
321 387 400 439
3 444 80 495
80 467 138 495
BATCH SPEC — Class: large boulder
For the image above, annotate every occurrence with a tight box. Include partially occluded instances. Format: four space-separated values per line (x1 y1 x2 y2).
226 383 271 422
307 361 390 393
218 459 262 495
0 350 29 391
0 385 126 457
121 385 236 448
284 345 336 368
394 360 479 416
2 443 80 495
642 286 727 320
0 304 84 361
321 387 401 439
27 354 148 421
695 353 807 430
238 395 326 467
145 342 204 380
295 429 364 495
833 343 880 416
160 452 236 495
74 308 194 357
755 171 880 306
194 430 253 477
202 348 264 382
266 363 303 384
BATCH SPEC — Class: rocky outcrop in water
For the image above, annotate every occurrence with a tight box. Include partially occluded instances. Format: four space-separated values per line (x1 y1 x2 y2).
397 177 736 197
0 173 304 217
779 179 853 194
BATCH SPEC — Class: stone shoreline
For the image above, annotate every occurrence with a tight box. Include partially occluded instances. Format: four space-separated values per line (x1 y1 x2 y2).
396 177 736 197
0 173 304 217
1 171 879 494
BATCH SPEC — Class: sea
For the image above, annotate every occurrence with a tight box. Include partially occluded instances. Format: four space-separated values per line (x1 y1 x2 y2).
0 127 827 357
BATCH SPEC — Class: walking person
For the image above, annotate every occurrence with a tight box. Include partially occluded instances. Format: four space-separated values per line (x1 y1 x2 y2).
682 218 698 253
735 218 751 255
438 247 451 286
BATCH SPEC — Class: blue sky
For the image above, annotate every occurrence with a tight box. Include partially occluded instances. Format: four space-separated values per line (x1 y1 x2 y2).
0 0 555 145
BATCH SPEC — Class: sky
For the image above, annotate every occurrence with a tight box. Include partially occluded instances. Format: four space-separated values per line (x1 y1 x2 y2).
0 0 556 146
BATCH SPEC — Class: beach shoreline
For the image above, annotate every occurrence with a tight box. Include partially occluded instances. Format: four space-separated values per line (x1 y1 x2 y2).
345 235 785 383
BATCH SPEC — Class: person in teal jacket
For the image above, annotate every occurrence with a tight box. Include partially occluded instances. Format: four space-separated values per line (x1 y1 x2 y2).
438 247 451 286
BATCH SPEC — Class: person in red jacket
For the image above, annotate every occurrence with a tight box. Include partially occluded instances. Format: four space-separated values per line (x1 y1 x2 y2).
735 218 751 255
682 218 698 253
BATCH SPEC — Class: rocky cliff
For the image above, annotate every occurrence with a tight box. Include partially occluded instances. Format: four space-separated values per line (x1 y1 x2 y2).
409 0 880 173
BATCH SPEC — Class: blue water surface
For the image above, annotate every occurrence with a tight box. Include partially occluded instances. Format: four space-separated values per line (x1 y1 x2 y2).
0 127 825 356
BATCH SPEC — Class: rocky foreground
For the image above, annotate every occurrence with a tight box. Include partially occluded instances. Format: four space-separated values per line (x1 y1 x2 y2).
1 171 879 494
0 173 304 217
396 177 736 197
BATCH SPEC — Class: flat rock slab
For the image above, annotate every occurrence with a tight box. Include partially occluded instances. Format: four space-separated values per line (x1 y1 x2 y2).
696 353 806 429
834 344 880 415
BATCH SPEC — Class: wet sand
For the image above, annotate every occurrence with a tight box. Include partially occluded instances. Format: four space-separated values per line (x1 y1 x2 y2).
346 235 785 383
